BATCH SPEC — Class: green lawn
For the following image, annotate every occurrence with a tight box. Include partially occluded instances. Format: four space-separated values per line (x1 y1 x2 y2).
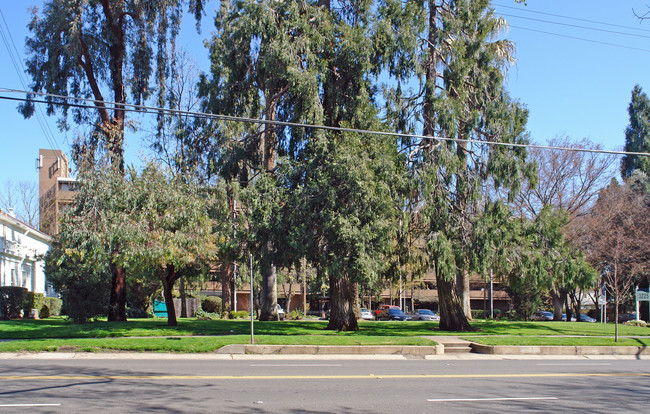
0 317 647 353
464 336 650 347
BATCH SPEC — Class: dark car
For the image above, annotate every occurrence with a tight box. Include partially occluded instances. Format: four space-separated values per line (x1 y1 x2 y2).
380 308 413 321
579 313 596 323
374 305 400 319
532 311 553 321
618 313 637 323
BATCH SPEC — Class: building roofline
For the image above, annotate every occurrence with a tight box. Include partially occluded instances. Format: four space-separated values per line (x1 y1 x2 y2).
0 210 52 242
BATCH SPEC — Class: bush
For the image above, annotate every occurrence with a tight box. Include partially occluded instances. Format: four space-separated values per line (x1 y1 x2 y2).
624 319 647 327
39 305 50 319
126 308 152 318
45 246 110 323
231 310 249 319
201 296 222 313
194 309 220 320
44 297 62 316
30 293 45 317
287 310 303 320
0 287 31 319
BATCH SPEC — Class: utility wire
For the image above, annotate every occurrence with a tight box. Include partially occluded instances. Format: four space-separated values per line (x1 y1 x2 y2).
1 87 648 158
495 3 650 33
0 7 61 151
501 12 650 40
508 25 650 53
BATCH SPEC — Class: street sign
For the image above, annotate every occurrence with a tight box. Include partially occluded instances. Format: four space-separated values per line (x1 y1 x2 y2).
637 289 650 302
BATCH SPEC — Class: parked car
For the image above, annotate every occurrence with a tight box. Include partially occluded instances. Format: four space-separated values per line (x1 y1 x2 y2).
374 304 400 319
360 308 374 320
578 313 596 323
411 309 440 321
561 313 576 322
532 311 553 321
379 308 413 321
277 304 285 320
618 313 637 323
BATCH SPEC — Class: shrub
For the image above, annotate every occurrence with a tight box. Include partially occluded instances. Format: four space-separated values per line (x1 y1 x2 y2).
45 247 110 323
0 287 31 319
194 309 220 320
624 319 647 327
201 296 222 313
287 310 303 320
126 308 152 318
231 310 249 319
39 305 50 319
44 297 62 316
31 293 45 317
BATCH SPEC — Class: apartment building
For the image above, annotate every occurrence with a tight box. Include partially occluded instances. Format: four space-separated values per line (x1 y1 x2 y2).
38 149 76 236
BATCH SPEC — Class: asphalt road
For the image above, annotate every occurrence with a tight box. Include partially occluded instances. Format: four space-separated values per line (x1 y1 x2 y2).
0 357 648 413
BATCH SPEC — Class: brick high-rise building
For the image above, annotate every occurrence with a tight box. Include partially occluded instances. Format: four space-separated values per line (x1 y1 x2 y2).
38 149 76 236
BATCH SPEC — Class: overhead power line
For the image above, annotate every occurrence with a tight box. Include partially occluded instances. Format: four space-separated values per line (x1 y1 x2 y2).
501 12 650 40
495 3 650 33
1 87 648 158
508 25 650 54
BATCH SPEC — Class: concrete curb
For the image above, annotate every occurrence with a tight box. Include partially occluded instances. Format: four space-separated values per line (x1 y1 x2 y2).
217 344 443 356
471 343 650 356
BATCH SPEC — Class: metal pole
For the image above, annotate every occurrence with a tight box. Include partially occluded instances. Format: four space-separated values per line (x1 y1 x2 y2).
233 200 237 312
250 253 254 344
233 263 237 312
490 270 493 319
634 286 639 322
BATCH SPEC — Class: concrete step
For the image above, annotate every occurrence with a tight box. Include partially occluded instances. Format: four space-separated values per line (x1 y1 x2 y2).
443 343 473 354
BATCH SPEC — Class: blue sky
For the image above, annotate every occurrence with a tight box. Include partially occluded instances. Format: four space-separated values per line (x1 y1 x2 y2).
1 0 650 185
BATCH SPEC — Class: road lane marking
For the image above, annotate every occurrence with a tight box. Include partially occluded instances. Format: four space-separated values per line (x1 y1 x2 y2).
0 404 61 407
249 364 342 367
536 363 611 366
427 397 557 402
0 373 647 380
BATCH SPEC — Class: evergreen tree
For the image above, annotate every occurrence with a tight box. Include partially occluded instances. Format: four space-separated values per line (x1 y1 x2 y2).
22 0 206 321
378 0 533 331
621 85 650 179
201 0 324 320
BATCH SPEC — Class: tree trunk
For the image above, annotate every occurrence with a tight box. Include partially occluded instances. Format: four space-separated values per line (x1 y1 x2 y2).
179 277 187 318
108 263 127 322
563 289 572 322
259 262 278 321
221 261 232 315
551 288 563 321
457 269 472 320
162 265 178 327
437 275 473 332
327 272 359 331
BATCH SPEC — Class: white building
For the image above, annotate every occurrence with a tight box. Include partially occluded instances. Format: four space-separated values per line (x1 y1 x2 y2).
0 208 52 295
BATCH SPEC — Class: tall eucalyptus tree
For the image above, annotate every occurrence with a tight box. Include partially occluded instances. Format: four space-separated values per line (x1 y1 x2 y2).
378 0 533 331
21 0 206 321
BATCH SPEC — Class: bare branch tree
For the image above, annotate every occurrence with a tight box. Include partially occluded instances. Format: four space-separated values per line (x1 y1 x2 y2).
0 180 39 227
570 180 650 341
513 136 617 221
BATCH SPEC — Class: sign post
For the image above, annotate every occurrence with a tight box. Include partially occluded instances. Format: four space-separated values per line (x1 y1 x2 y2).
636 287 649 322
250 253 254 344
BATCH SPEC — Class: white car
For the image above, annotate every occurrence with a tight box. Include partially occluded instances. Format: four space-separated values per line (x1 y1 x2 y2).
412 309 440 321
277 304 285 320
360 308 374 320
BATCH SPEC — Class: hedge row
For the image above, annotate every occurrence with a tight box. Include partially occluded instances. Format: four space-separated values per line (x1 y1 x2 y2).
0 287 61 319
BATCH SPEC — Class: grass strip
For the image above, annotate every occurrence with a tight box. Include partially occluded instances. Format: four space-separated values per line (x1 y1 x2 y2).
2 318 649 340
0 335 435 353
463 336 650 347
